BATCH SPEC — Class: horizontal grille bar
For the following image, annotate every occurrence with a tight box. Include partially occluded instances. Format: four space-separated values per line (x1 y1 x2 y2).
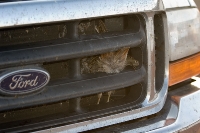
0 67 145 111
0 30 145 69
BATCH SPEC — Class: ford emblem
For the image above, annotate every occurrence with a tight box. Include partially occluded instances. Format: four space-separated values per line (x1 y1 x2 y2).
0 68 50 95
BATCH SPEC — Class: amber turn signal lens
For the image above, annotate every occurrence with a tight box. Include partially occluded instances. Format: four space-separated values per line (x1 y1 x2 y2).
169 52 200 86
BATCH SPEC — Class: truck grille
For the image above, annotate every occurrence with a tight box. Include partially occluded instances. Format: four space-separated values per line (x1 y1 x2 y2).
0 13 166 132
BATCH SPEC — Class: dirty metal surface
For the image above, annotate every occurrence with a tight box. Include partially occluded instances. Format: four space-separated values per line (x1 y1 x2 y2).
143 13 157 102
147 76 200 133
110 98 178 133
0 0 159 28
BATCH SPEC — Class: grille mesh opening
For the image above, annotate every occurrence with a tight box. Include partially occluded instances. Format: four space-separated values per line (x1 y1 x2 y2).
154 13 165 92
43 60 69 81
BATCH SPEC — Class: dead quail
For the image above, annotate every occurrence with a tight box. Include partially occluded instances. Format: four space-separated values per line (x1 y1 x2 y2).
81 56 99 74
126 56 139 69
81 19 139 73
107 91 115 102
80 19 139 104
81 48 139 74
98 47 130 73
97 93 102 104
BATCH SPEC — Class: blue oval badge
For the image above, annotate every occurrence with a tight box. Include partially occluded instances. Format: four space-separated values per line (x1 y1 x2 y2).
0 69 50 95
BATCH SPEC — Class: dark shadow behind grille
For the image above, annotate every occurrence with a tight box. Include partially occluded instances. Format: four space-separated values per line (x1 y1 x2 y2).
0 14 148 132
154 13 165 92
0 23 68 46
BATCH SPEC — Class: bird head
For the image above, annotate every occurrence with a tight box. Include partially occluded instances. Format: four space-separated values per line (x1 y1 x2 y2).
98 47 130 73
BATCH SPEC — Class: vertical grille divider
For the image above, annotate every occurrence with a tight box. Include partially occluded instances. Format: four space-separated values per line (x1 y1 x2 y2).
67 22 83 113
